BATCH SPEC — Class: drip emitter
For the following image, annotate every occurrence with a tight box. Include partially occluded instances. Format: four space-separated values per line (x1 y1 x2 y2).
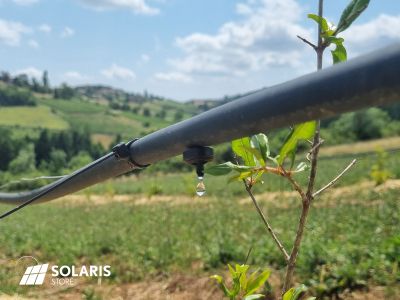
183 146 214 196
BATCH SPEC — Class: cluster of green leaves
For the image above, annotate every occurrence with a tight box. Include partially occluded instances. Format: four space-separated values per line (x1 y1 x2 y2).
211 264 316 300
308 0 370 64
205 121 316 184
210 264 271 300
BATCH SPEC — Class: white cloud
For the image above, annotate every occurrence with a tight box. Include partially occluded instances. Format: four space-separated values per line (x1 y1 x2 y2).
61 26 75 38
342 14 400 53
155 72 192 83
28 39 39 48
79 0 159 15
101 64 136 80
164 0 311 77
14 67 42 79
38 23 52 33
12 0 39 5
0 18 31 46
236 3 253 15
64 71 89 81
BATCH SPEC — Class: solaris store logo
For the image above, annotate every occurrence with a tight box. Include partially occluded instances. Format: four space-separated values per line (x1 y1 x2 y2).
16 257 111 287
19 263 49 286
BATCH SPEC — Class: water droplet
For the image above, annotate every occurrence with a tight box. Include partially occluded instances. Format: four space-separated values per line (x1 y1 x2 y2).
196 179 206 197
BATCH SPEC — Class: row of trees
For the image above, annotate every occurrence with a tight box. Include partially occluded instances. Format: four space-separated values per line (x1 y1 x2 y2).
0 70 78 100
0 71 50 93
0 86 36 106
0 128 105 175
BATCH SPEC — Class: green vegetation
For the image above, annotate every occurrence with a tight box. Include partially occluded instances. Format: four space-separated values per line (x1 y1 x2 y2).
0 86 36 106
0 186 398 298
0 106 69 130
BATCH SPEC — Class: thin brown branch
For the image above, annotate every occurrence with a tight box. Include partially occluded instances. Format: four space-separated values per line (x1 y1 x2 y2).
306 138 324 162
282 0 324 295
296 35 317 50
282 172 307 203
313 159 357 198
282 200 311 293
243 180 290 262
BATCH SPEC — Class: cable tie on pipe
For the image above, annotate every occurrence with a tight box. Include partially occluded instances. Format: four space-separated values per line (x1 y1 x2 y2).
112 139 150 169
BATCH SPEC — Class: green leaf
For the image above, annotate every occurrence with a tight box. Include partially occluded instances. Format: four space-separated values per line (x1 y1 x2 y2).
244 295 265 300
245 269 271 296
210 275 232 297
251 134 270 164
228 264 237 278
278 121 317 166
325 36 344 46
205 162 253 176
228 171 253 183
236 264 250 292
205 162 235 176
240 145 265 166
337 0 370 33
331 43 347 64
283 284 308 300
308 14 329 32
232 137 256 166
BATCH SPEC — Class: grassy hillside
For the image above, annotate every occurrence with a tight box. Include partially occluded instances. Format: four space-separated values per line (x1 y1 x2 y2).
0 83 200 148
0 105 69 130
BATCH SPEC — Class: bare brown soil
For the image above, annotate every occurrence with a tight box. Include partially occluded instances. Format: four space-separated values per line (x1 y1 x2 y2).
5 273 398 300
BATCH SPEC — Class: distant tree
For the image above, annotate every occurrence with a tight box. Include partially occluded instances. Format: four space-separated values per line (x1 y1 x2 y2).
142 108 151 117
54 83 74 99
35 129 52 165
12 74 30 88
32 78 41 92
174 110 184 122
0 71 11 83
0 128 16 170
330 107 390 142
110 101 121 110
156 110 166 119
69 151 92 170
0 87 36 106
42 70 50 92
48 149 67 174
89 143 105 159
53 131 74 158
9 144 36 174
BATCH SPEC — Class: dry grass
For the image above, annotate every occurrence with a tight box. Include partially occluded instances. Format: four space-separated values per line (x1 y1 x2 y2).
320 137 400 156
91 133 115 149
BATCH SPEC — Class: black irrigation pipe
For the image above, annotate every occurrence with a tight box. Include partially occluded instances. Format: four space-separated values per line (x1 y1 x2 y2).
0 44 400 212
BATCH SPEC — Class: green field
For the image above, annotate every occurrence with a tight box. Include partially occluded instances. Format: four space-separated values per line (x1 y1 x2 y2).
0 181 398 299
0 106 69 130
0 150 399 299
0 92 199 146
87 151 400 197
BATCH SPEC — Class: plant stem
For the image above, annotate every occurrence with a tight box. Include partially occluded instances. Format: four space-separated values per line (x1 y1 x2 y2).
313 159 357 198
243 180 290 262
282 0 324 295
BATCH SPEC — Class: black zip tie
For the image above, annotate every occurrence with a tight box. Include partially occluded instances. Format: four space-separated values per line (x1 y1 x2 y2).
112 139 150 169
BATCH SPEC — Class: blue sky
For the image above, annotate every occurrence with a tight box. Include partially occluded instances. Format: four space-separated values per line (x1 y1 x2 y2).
0 0 399 101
